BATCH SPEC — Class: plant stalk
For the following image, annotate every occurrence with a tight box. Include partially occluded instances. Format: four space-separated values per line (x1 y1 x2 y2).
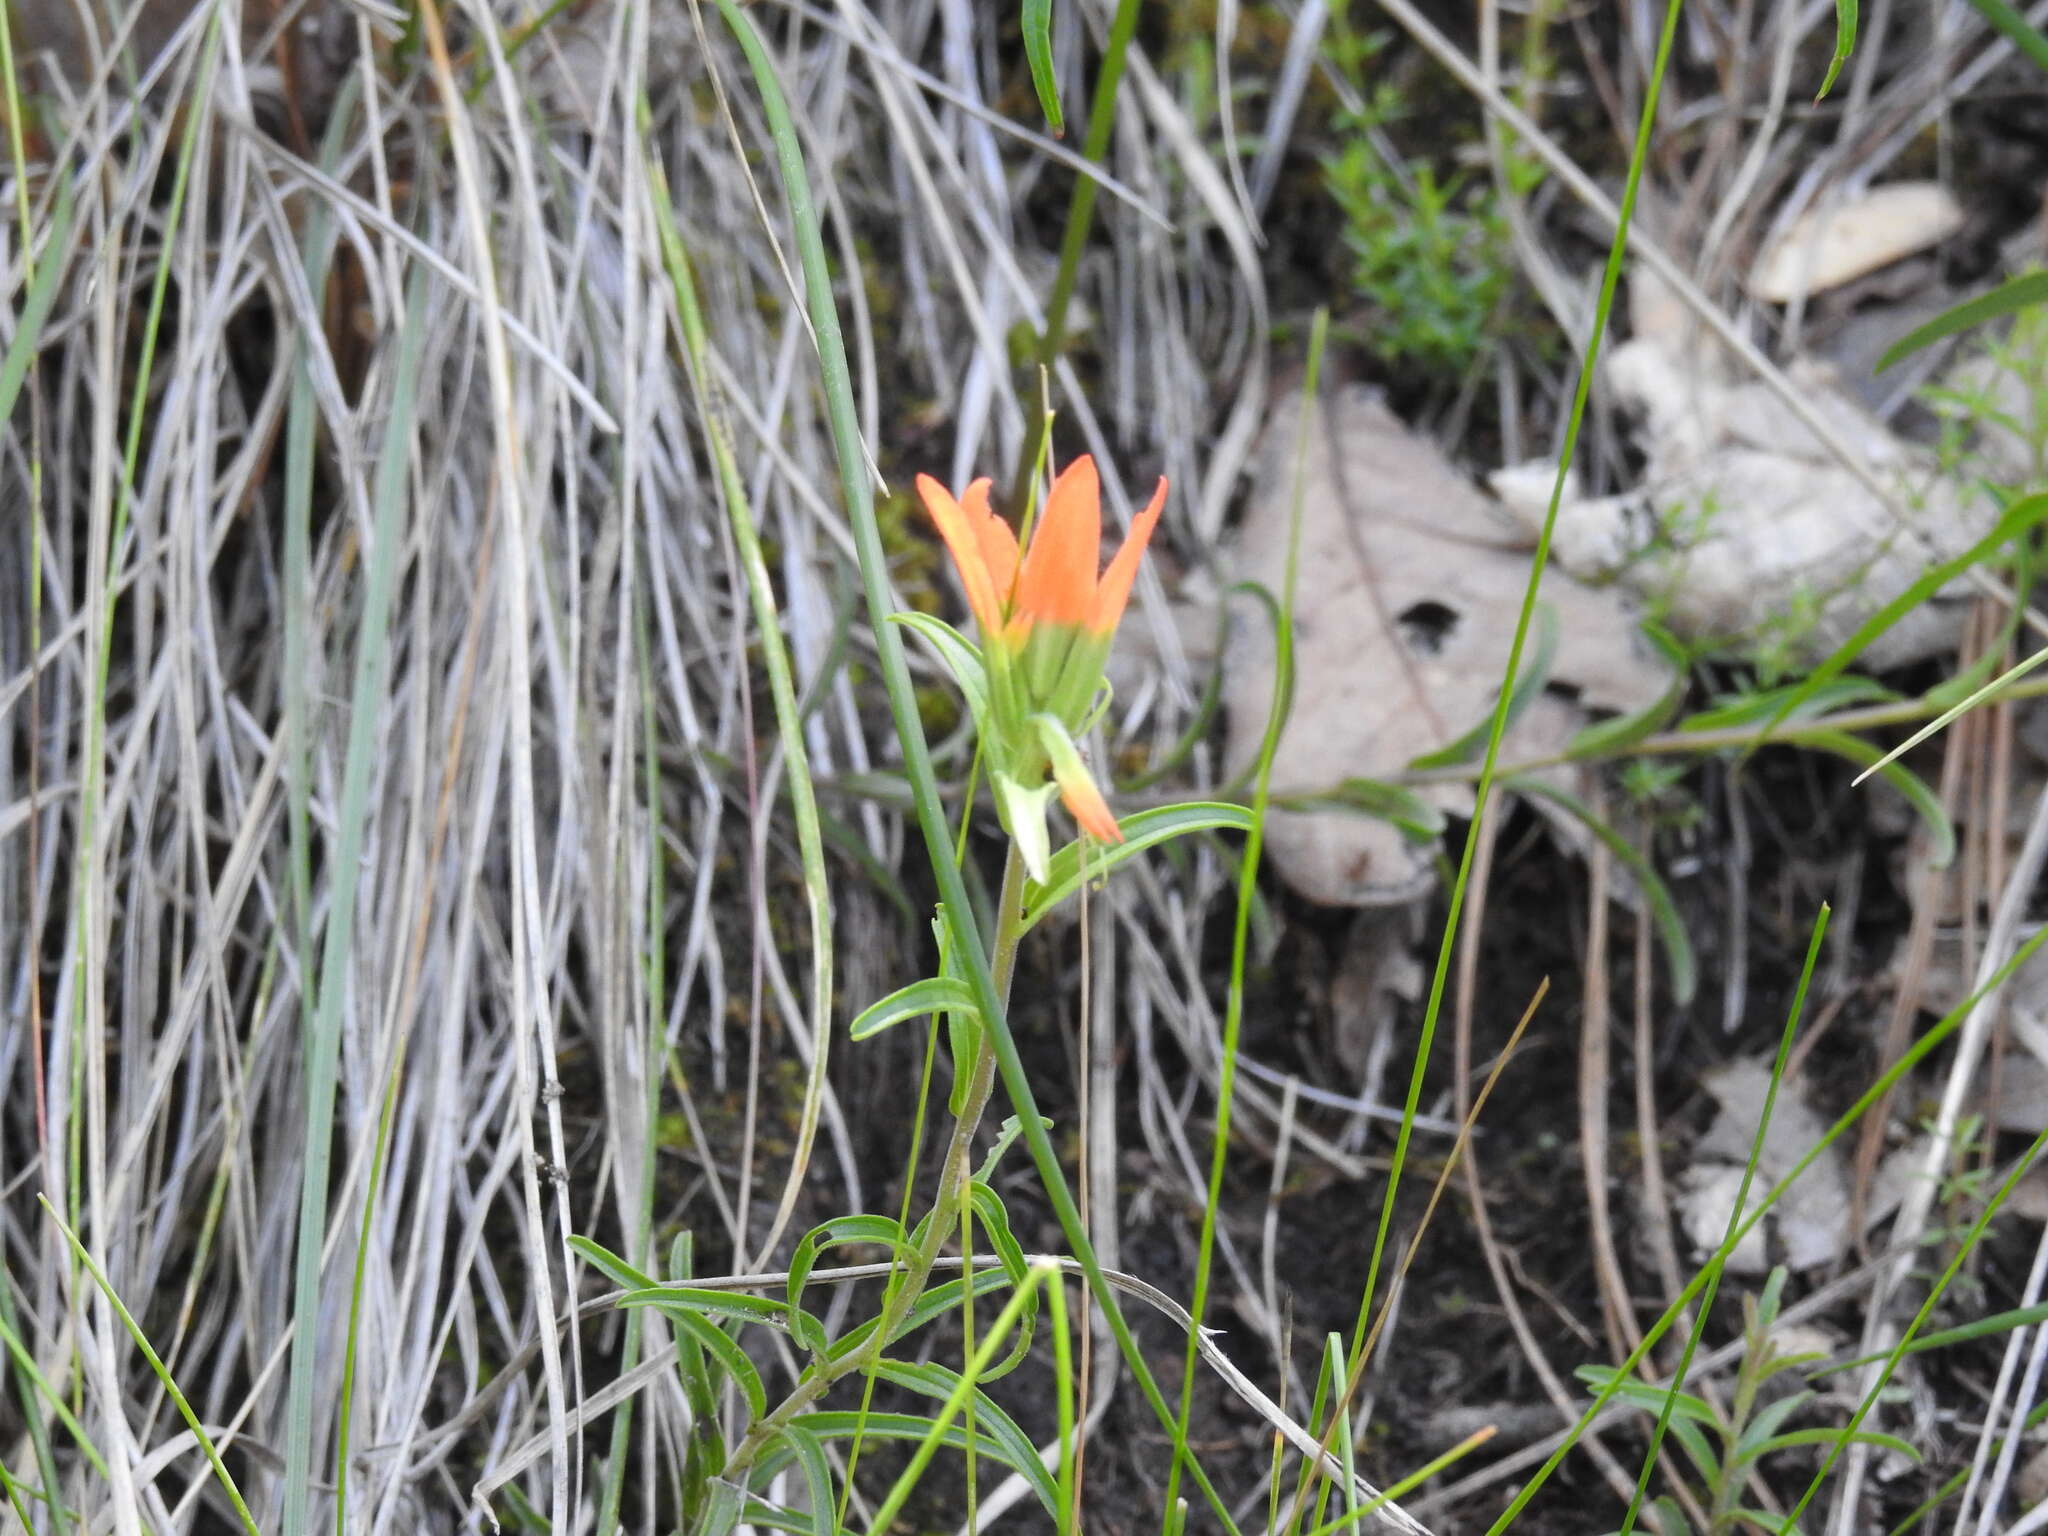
721 845 1029 1477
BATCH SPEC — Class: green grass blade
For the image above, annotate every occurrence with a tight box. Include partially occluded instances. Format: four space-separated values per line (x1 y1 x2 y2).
1485 907 2048 1531
646 133 834 1267
1821 1301 2048 1369
1816 0 1856 99
0 170 74 431
1164 310 1327 1530
1348 7 1689 1491
1010 0 1146 509
1960 0 2048 80
1877 269 2048 372
1753 492 2048 745
1023 0 1064 135
1612 908 1829 1536
1852 641 2048 787
1782 1122 2048 1530
42 1200 261 1536
283 243 430 1536
0 1290 109 1480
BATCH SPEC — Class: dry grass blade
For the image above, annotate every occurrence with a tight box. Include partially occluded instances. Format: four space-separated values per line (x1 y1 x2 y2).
1 0 1253 1527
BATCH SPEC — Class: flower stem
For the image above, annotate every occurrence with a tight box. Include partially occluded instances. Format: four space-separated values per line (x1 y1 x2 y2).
721 844 1030 1479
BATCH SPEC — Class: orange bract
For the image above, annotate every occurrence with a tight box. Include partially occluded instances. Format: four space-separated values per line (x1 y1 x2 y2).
918 456 1168 643
916 474 1015 639
1013 457 1101 630
915 454 1169 861
1050 752 1123 844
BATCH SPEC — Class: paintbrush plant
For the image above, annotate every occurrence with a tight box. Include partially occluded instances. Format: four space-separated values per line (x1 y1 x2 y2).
911 454 1166 879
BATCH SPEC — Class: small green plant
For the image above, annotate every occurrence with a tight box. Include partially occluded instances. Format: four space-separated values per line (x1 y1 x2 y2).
1324 145 1514 376
1578 1268 1920 1535
1320 17 1535 376
1927 287 2048 496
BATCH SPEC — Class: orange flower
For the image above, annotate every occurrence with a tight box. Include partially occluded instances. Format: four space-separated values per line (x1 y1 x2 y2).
913 455 1168 873
917 456 1166 648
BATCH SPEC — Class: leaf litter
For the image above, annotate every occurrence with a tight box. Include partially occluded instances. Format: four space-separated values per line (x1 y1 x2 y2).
1222 385 1672 907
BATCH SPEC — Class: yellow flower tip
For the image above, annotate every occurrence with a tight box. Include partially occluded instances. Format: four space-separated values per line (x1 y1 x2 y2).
1014 456 1102 631
1089 476 1167 636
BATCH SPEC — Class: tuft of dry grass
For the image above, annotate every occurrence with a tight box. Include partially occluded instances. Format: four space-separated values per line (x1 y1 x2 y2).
0 0 1255 1528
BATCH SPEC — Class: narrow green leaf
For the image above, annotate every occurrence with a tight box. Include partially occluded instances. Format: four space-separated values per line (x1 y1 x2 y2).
1853 641 2048 787
289 256 429 1536
1279 777 1446 840
667 1310 769 1421
568 1234 659 1292
849 976 980 1041
965 1182 1038 1378
770 1424 838 1536
619 1286 795 1331
1801 728 1956 868
1815 0 1855 100
874 1360 1062 1519
777 1410 1034 1477
1409 603 1560 769
735 1501 829 1536
973 1113 1054 1183
1876 269 2048 372
1819 1301 2048 1370
1567 624 1690 757
1023 0 1064 135
700 1477 747 1536
1683 676 1895 733
1754 492 2048 742
1960 0 2048 80
1573 1366 1718 1425
786 1214 908 1334
1508 778 1698 1003
1755 1426 1920 1461
1732 1392 1813 1464
42 1201 261 1536
1019 802 1254 931
889 611 993 741
1665 1417 1722 1485
0 170 75 430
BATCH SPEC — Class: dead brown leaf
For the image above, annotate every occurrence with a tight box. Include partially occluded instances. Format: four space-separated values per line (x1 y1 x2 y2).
1223 386 1670 906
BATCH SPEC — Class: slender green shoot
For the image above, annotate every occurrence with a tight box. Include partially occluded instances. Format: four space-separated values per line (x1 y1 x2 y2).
1616 907 1830 1536
1162 308 1328 1528
1337 0 1684 1461
646 121 834 1269
43 1199 262 1536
